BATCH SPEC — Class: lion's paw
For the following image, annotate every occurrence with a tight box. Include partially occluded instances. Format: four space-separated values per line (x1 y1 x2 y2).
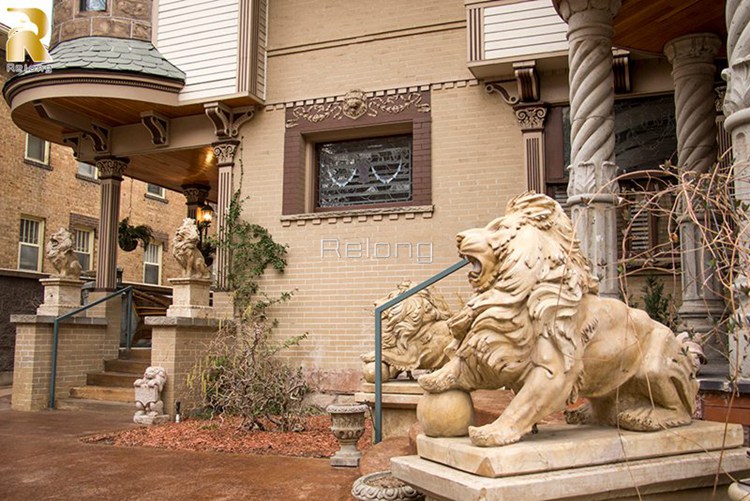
565 403 593 425
468 424 523 447
617 407 691 432
418 371 457 393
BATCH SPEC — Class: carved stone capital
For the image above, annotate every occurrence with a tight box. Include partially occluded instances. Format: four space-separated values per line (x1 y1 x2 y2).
182 184 210 205
557 0 621 25
664 33 721 69
724 59 750 118
567 161 619 198
205 102 255 140
212 141 240 167
513 105 548 131
95 156 129 180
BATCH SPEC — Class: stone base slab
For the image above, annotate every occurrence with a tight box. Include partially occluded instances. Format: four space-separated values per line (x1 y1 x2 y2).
392 446 750 501
168 277 211 311
134 414 170 425
166 305 214 319
330 450 362 467
417 421 744 478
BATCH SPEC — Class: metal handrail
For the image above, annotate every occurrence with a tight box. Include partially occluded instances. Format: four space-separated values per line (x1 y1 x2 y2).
49 286 133 409
373 258 469 443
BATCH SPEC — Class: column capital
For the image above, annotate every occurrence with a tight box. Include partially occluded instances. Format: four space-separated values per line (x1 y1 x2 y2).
212 140 240 167
182 184 210 205
664 33 721 68
95 157 129 180
513 104 548 131
557 0 620 26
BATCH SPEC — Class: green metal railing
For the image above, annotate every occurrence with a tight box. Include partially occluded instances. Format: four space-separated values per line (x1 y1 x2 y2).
373 258 469 443
49 286 133 409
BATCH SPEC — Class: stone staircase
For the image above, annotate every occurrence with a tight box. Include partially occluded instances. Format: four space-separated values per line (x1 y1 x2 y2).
57 348 151 415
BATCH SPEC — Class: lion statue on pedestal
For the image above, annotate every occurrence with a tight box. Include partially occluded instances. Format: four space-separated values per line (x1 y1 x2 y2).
172 218 210 279
361 281 453 383
46 228 82 279
418 192 703 447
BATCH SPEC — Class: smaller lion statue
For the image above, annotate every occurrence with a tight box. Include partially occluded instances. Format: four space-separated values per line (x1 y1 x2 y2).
46 228 82 279
134 366 167 420
361 281 453 383
418 192 704 447
172 218 211 279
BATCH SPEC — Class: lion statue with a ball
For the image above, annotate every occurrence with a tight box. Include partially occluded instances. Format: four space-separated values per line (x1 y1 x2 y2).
418 192 703 447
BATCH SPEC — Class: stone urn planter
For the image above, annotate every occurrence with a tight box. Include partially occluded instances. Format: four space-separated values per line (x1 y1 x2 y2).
351 471 424 501
326 403 368 467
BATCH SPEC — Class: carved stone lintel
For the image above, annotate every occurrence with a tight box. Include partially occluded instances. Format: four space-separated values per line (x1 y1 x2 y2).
182 184 210 205
94 156 129 180
485 82 519 106
82 122 111 154
212 141 240 167
613 49 631 94
205 102 255 140
513 105 548 131
62 133 82 158
140 111 170 147
513 61 539 103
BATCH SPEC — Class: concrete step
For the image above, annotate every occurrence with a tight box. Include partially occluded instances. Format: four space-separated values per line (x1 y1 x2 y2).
104 358 149 375
86 371 138 388
57 398 133 416
118 348 151 361
69 385 133 403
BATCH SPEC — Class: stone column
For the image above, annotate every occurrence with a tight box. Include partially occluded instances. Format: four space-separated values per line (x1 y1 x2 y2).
182 184 210 220
559 0 621 297
514 105 549 193
94 157 128 291
213 141 239 291
723 0 750 379
664 34 723 342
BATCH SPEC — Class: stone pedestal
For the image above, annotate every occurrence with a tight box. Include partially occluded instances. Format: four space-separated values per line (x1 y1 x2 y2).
36 277 84 316
355 381 424 439
327 403 368 467
392 421 750 500
167 277 212 318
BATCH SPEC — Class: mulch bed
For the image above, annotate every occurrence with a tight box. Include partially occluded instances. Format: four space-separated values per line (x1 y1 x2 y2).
83 414 374 459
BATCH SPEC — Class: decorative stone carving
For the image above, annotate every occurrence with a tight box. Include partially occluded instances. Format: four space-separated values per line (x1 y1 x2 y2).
134 366 170 425
512 61 539 103
94 156 128 180
351 471 425 501
361 281 452 383
204 102 255 140
46 228 82 279
212 141 239 167
327 403 368 467
613 49 631 93
82 122 111 154
484 82 519 106
513 105 547 131
285 90 430 128
417 193 704 447
172 218 210 279
140 111 170 147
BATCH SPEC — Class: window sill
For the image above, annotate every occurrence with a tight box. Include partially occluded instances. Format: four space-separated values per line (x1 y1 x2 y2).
144 193 168 204
280 205 434 227
75 173 100 184
24 159 52 170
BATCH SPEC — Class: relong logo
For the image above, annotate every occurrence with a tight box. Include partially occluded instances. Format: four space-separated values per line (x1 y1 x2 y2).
6 8 51 63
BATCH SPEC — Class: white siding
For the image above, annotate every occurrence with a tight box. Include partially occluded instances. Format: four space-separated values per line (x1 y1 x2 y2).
157 0 239 102
483 0 568 61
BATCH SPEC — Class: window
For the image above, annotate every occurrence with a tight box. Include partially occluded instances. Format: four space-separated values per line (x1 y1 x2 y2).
146 184 166 199
25 134 49 165
80 0 106 12
316 135 412 209
77 162 97 179
143 242 162 285
18 217 44 272
73 229 94 272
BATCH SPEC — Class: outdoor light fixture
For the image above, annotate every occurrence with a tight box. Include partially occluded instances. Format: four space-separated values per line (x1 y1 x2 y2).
195 202 215 266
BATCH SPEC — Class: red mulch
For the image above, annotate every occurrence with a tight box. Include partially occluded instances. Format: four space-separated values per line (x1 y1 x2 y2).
83 415 374 459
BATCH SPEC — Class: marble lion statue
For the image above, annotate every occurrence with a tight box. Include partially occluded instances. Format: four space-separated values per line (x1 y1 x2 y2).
419 192 703 447
46 228 82 279
361 281 453 383
134 366 167 417
172 218 210 279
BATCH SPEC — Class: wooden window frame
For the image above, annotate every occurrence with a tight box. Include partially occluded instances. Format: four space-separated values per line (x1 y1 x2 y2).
18 216 44 272
143 242 163 285
73 228 95 272
24 134 50 166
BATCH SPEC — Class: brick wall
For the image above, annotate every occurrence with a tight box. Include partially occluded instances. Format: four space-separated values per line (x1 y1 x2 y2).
0 272 43 373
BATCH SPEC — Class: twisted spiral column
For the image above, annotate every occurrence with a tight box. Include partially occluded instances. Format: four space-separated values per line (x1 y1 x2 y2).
724 1 750 379
559 0 620 297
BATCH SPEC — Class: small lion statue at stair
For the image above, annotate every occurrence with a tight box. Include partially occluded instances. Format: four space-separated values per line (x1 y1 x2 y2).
133 366 169 425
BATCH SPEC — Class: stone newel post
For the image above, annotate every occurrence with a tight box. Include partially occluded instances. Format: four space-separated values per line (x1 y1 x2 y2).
559 0 621 297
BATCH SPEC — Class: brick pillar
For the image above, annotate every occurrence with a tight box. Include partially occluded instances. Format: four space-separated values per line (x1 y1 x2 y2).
94 157 128 291
213 141 239 291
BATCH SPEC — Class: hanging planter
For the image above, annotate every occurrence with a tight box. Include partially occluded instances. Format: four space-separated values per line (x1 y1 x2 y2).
118 218 154 252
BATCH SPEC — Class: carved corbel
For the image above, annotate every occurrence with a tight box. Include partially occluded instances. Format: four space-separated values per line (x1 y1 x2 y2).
140 111 170 147
485 81 519 106
62 133 83 158
82 122 111 154
205 102 255 140
513 61 540 103
613 49 631 94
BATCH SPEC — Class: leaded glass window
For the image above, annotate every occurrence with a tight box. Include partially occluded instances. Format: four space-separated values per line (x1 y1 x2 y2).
316 135 412 209
80 0 107 12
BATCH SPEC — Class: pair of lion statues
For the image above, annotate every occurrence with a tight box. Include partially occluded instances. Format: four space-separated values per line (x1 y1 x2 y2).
367 192 703 447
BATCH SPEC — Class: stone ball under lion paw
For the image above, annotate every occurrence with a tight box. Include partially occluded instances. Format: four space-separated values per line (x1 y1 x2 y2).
417 389 475 437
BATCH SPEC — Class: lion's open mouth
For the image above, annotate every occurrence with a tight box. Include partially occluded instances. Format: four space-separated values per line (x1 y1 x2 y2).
463 254 483 284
